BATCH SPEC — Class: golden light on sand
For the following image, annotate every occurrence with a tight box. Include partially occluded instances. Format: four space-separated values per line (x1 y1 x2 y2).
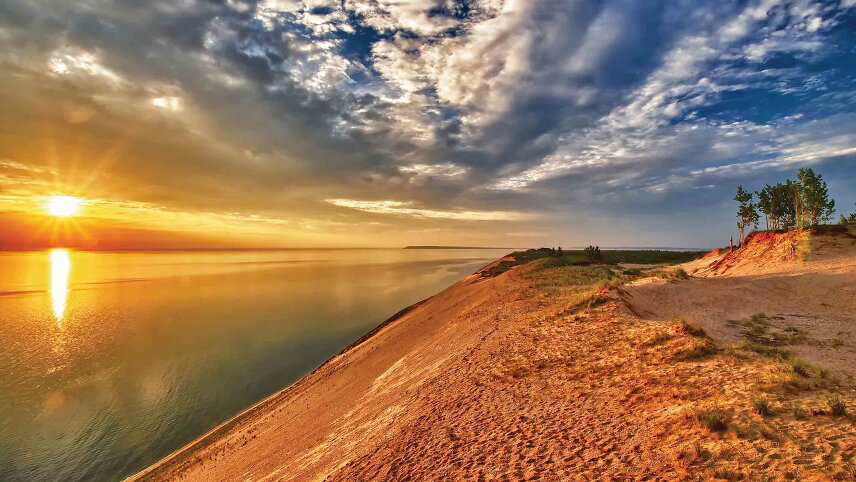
45 195 82 217
50 249 71 322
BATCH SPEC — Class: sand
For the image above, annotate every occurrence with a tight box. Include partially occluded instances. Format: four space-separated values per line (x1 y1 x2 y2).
132 230 856 480
625 228 856 379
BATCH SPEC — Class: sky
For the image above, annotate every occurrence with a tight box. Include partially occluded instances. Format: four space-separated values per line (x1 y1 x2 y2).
1 0 855 250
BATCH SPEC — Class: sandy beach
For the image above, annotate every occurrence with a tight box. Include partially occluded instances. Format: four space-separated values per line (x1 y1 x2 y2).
133 227 856 480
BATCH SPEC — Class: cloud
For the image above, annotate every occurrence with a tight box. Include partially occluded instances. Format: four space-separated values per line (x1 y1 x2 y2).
0 0 855 247
326 199 533 221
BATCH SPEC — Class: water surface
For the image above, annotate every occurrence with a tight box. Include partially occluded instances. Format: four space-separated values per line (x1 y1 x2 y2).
0 248 502 481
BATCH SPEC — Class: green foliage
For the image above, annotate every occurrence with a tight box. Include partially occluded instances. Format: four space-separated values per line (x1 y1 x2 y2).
734 185 760 243
757 182 796 230
840 203 856 225
483 248 702 277
750 168 838 231
583 245 603 262
798 167 835 225
728 313 807 346
739 341 794 360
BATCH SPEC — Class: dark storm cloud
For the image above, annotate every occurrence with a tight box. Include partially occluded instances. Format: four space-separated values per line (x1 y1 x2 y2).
0 0 855 245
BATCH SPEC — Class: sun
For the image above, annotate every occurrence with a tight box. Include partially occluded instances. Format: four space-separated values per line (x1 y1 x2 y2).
45 195 82 217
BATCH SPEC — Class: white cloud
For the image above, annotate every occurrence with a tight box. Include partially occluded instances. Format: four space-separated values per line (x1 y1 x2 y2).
491 0 842 191
151 96 181 110
47 50 123 84
326 198 533 220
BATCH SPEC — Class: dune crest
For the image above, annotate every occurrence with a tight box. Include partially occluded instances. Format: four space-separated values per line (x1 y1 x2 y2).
133 232 856 480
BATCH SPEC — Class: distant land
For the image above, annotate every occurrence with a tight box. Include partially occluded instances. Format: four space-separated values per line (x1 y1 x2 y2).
403 245 512 249
404 245 707 251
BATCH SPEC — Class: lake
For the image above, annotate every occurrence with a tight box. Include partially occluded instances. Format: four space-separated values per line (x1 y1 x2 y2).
0 248 504 481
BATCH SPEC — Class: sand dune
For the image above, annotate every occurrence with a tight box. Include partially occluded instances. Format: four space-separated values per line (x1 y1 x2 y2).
133 230 856 480
625 227 856 378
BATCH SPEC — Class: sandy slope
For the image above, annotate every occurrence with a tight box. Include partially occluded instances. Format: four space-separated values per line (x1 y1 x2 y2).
133 235 856 481
625 228 856 379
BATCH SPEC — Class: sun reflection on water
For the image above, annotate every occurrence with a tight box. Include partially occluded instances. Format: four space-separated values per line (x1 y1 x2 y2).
50 249 71 323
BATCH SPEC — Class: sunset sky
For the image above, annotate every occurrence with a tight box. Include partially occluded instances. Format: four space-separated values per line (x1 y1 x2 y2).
1 0 855 249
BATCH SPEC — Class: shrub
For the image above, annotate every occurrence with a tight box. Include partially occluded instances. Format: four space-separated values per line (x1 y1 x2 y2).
740 341 794 360
680 320 707 338
789 358 814 377
791 403 805 420
674 342 718 361
656 268 690 281
751 395 774 416
584 245 603 262
697 409 729 432
828 394 847 417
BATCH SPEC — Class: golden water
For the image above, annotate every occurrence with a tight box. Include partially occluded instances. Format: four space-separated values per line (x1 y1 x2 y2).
0 248 500 481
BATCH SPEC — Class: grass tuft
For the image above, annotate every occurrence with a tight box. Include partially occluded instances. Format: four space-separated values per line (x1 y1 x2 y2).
828 394 847 417
679 319 707 338
791 403 805 420
656 268 690 281
751 395 774 416
697 409 729 432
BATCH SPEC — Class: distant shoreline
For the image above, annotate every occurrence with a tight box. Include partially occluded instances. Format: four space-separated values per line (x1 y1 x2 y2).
403 246 512 250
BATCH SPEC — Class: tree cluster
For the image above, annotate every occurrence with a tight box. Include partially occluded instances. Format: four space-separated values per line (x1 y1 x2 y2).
735 167 839 243
584 245 603 262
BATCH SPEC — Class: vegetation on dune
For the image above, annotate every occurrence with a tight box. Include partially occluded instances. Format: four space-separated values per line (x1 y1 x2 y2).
727 313 808 346
735 168 842 244
734 185 759 245
840 202 856 225
483 246 703 277
827 394 847 417
501 240 855 477
697 409 730 432
751 395 774 416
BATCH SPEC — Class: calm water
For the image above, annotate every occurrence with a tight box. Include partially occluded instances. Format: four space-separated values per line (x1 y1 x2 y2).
0 248 502 481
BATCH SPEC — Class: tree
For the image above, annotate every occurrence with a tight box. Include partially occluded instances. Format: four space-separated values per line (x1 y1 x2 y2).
734 185 759 244
758 182 798 230
771 182 795 229
797 167 835 226
757 185 772 230
584 245 603 262
840 203 856 225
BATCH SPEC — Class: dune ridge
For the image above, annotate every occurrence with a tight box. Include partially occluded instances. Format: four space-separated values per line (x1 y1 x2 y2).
133 230 856 480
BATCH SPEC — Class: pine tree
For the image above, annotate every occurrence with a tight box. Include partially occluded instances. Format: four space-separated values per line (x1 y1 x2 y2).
734 186 759 244
840 203 856 225
771 182 794 229
797 168 835 225
757 186 772 230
